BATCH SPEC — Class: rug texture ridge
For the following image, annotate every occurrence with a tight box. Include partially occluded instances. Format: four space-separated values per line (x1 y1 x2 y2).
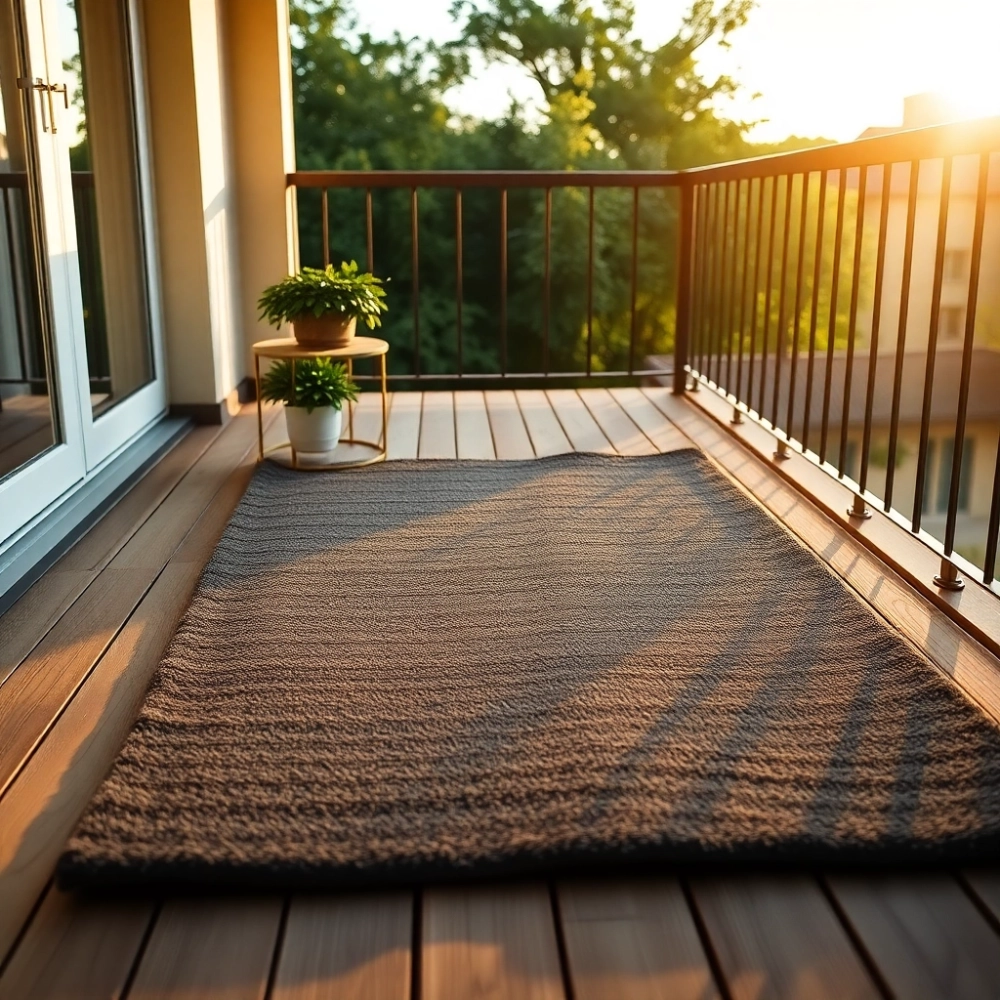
59 451 1000 889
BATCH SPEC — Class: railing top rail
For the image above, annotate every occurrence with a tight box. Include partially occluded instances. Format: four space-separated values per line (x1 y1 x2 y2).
288 170 680 188
679 116 1000 183
288 116 1000 190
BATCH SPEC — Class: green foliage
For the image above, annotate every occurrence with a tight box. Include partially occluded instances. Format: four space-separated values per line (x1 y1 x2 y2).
259 358 360 411
257 262 388 329
289 0 839 381
450 0 754 169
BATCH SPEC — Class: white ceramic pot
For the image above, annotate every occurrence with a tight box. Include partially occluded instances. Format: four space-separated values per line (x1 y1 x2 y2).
284 405 343 453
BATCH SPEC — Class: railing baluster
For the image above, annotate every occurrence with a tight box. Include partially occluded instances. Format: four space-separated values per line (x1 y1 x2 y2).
771 173 794 431
786 173 811 436
746 176 766 415
714 180 732 390
943 152 991 559
691 184 709 379
758 175 779 420
455 187 463 377
543 186 552 376
587 186 595 376
712 181 726 385
819 168 847 464
673 181 695 395
985 442 1000 586
883 159 921 512
736 178 753 403
629 185 639 376
802 167 828 452
321 187 330 267
912 157 953 532
411 186 420 377
500 188 508 376
839 165 868 479
699 183 717 379
365 187 374 272
724 180 741 394
859 163 893 497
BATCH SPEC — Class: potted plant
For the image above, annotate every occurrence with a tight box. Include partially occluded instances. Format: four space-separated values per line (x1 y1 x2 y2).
259 357 360 453
257 260 388 349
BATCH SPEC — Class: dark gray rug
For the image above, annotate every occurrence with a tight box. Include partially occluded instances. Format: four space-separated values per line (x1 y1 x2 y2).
59 452 1000 889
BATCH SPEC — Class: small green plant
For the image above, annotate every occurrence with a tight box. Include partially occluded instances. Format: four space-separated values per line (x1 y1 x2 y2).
257 261 388 329
259 358 360 412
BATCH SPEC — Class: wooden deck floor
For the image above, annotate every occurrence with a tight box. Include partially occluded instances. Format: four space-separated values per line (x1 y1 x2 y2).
2 388 1000 999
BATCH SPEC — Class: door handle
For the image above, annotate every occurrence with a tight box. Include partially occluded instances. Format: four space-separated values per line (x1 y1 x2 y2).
16 77 50 132
46 83 69 134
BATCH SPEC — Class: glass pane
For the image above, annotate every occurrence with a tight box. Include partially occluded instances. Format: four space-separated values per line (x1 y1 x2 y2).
57 0 152 416
0 1 59 480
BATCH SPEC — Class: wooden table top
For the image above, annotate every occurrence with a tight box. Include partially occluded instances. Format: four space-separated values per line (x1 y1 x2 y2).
252 336 389 359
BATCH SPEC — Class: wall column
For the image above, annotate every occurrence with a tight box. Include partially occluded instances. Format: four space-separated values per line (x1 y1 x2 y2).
223 0 298 378
140 0 260 421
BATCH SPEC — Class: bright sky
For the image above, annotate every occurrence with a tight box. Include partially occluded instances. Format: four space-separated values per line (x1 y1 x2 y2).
354 0 1000 142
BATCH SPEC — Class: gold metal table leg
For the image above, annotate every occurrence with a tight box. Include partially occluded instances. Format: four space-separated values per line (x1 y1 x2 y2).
255 354 263 462
380 353 388 452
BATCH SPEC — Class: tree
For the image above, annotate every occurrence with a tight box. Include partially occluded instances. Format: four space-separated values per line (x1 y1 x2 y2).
450 0 754 168
288 0 831 381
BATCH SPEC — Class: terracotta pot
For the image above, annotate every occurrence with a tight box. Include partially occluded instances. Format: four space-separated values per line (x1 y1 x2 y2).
291 314 357 349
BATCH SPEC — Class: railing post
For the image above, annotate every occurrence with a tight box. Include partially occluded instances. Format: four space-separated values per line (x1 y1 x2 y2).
673 180 694 395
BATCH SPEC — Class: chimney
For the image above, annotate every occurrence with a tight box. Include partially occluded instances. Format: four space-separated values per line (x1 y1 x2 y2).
903 93 961 129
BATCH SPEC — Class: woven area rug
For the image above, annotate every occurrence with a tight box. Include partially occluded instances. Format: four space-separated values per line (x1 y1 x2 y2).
59 452 1000 889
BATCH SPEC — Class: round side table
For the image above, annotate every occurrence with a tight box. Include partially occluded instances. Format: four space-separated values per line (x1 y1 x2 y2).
253 336 389 471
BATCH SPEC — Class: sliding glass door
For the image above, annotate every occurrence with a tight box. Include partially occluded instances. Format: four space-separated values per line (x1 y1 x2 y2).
0 0 86 537
52 0 166 466
0 0 164 544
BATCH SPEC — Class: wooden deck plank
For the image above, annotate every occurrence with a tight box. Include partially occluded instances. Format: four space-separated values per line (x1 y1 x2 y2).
577 389 658 455
454 391 496 460
484 391 534 460
559 880 719 1000
0 426 218 685
0 567 155 795
691 876 879 1000
0 409 269 797
272 893 412 1000
545 390 614 454
964 871 1000 924
677 381 1000 665
515 390 572 457
422 885 565 1000
611 388 689 453
127 898 282 1000
829 875 1000 999
346 389 389 450
387 393 421 460
646 388 1000 725
0 563 205 961
0 887 152 999
419 392 457 459
0 414 273 959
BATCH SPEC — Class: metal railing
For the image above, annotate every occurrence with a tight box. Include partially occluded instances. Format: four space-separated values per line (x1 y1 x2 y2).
681 117 1000 590
288 170 679 383
287 117 1000 590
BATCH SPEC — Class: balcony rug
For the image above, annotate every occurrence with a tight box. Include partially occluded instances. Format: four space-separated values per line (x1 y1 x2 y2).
59 452 1000 890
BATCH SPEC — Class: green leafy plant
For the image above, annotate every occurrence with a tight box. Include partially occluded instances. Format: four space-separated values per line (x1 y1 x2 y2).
259 358 360 412
257 261 388 329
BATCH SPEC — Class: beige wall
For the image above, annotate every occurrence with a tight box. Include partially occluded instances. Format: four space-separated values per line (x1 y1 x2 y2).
222 0 298 376
139 0 295 414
